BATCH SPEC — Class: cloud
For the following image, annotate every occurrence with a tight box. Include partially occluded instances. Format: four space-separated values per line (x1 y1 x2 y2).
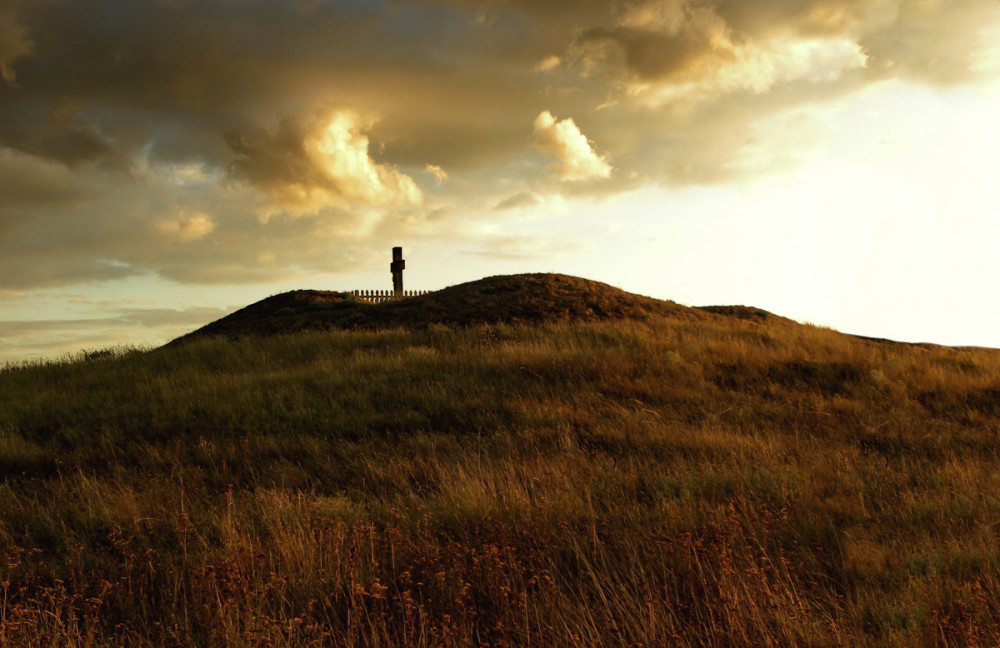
0 0 998 299
292 0 322 14
0 149 93 207
572 0 869 104
533 111 612 181
0 101 118 168
226 108 423 215
0 3 33 85
494 191 540 211
0 304 236 363
638 36 868 106
155 212 216 241
425 164 448 183
573 0 729 82
0 306 230 336
567 0 999 96
535 55 562 72
114 305 235 328
0 289 26 301
858 0 998 85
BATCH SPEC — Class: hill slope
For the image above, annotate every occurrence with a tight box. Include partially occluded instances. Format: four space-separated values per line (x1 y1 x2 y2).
173 273 752 343
3 286 1000 646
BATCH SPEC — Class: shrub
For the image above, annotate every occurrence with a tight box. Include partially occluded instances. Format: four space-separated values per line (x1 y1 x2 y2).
337 312 367 327
306 301 335 312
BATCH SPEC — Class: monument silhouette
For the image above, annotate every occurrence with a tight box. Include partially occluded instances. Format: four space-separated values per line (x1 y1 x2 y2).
391 247 405 297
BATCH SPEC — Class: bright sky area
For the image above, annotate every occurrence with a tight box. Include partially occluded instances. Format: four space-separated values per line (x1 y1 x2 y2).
2 1 1000 363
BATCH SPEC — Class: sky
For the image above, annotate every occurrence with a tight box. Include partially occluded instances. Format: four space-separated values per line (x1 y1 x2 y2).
2 0 1000 363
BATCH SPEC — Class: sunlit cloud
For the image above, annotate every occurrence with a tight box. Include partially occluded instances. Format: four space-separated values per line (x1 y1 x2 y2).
226 108 423 217
533 111 612 182
155 212 216 241
534 55 561 72
0 289 26 301
425 164 448 184
573 0 868 106
644 36 868 104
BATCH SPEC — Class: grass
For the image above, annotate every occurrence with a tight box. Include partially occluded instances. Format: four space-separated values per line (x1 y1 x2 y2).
2 311 1000 646
173 274 697 342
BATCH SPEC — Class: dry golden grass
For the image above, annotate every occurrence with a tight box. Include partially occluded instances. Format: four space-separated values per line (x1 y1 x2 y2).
2 304 1000 646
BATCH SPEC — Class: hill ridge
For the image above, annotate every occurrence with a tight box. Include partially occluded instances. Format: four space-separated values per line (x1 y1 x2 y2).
174 272 766 343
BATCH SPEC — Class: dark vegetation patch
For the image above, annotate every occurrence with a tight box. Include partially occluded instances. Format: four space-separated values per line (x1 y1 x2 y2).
918 386 1000 420
711 360 870 397
768 360 870 395
697 304 785 323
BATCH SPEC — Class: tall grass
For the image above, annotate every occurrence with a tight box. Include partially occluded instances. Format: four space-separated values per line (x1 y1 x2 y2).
2 316 1000 645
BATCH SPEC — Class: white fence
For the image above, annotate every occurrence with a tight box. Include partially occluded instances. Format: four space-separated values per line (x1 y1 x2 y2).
352 289 430 304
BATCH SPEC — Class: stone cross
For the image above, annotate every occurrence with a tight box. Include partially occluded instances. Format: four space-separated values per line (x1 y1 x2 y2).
391 246 405 296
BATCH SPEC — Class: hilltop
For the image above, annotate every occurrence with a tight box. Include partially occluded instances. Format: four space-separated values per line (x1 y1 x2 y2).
173 272 789 342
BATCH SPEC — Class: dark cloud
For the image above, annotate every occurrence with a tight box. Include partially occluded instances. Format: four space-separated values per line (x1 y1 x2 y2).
0 2 33 85
574 6 726 84
3 0 994 172
0 254 139 291
0 149 94 206
0 107 116 167
565 0 998 89
0 0 998 294
0 0 551 171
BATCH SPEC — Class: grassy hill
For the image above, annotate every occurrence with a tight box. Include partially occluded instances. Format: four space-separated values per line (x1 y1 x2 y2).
172 273 705 342
2 274 1000 646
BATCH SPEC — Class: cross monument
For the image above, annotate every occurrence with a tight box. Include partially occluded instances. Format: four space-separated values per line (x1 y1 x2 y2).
391 247 405 297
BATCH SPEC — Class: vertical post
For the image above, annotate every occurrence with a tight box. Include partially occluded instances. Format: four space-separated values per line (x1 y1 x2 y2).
390 246 405 298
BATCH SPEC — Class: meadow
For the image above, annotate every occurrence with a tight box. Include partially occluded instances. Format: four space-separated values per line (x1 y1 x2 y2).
2 310 1000 646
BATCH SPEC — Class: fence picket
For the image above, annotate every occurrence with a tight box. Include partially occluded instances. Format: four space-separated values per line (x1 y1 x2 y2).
349 287 429 303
